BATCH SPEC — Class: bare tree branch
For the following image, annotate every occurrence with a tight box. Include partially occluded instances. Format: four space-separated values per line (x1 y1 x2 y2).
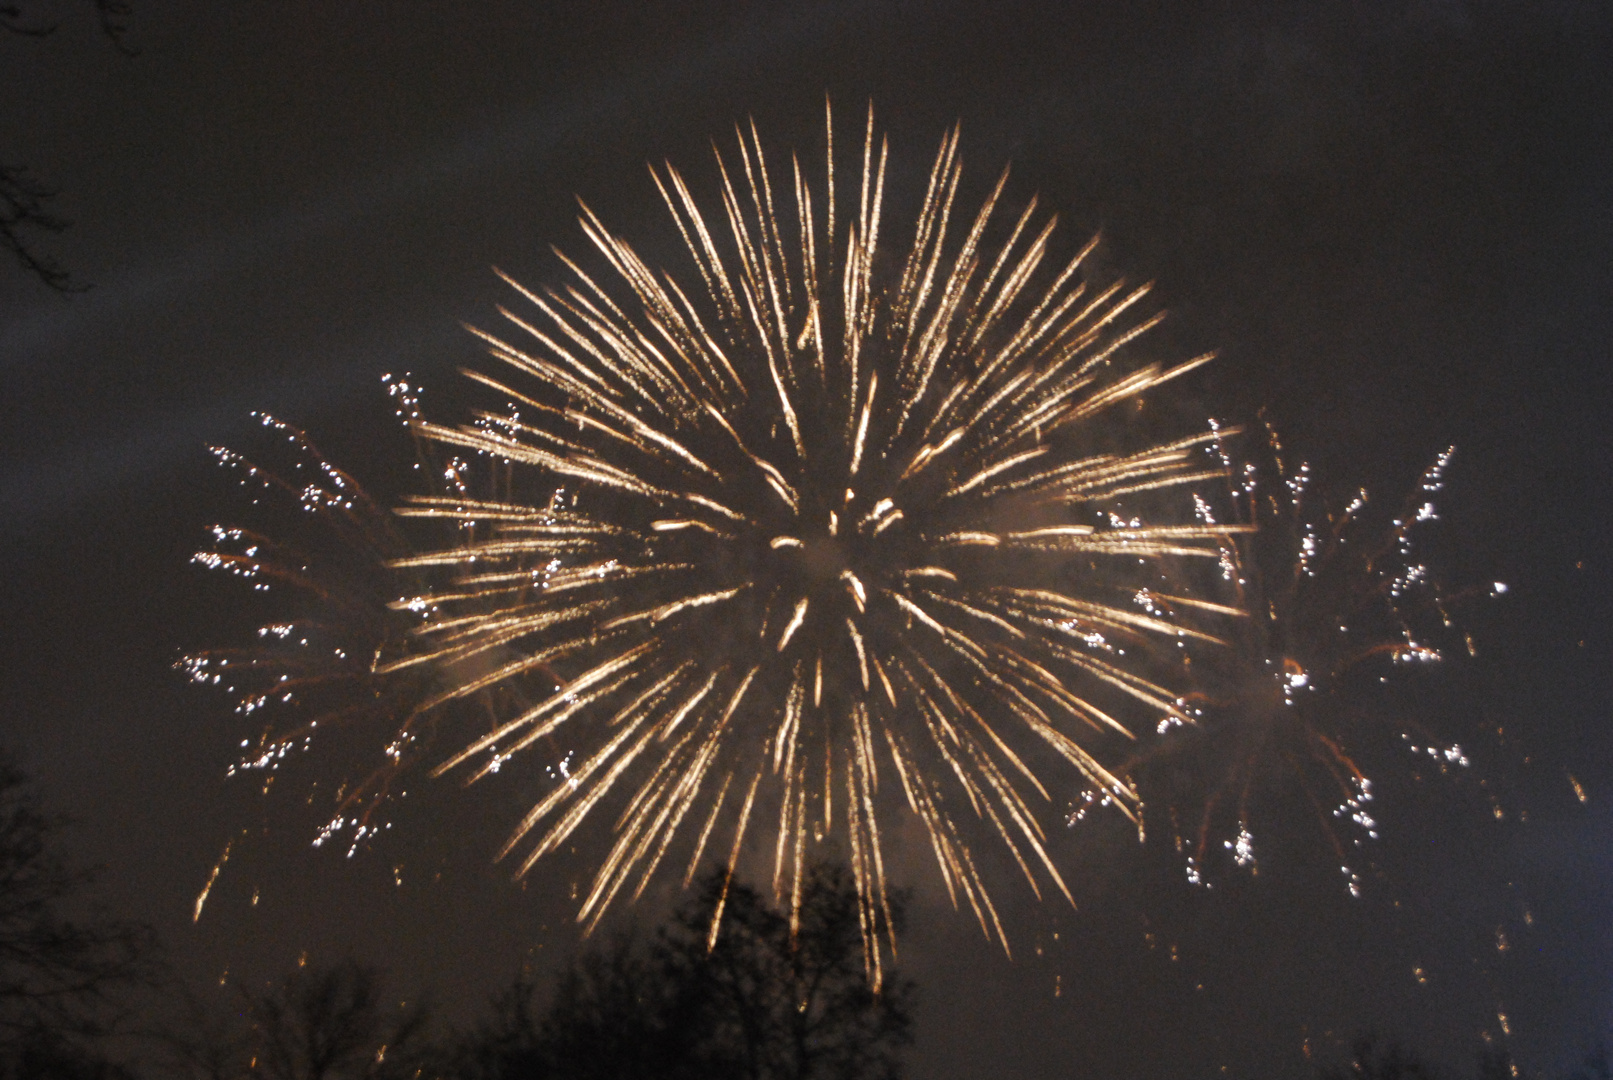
0 163 82 292
2 0 138 290
91 0 135 56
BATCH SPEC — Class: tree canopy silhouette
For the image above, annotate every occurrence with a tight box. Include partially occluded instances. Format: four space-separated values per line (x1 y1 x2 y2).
0 754 153 1078
447 861 913 1080
160 961 427 1080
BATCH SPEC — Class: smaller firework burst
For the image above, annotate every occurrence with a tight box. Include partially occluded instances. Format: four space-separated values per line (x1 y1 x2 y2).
179 385 491 857
1124 421 1491 891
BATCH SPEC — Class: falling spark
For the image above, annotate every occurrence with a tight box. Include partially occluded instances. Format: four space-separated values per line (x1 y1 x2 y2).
1569 773 1587 804
194 838 234 922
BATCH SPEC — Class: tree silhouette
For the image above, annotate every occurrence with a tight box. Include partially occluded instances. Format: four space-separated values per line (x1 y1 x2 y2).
242 961 427 1080
0 754 153 1077
158 960 428 1080
3 0 136 291
446 862 913 1080
655 864 912 1080
1319 1036 1439 1080
437 973 548 1080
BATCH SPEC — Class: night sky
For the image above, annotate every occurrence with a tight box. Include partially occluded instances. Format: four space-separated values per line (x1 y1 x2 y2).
2 3 1611 1078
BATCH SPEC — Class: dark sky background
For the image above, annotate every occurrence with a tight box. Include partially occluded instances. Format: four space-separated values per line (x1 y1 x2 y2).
2 2 1611 1077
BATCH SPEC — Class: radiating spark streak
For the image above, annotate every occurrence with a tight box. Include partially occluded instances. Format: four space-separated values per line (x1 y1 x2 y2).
632 729 724 901
582 730 704 929
771 673 805 774
899 428 966 481
651 166 735 344
501 668 687 858
777 598 810 652
772 734 801 892
898 670 986 821
702 404 802 511
845 618 870 690
462 323 609 405
908 167 1010 438
937 531 1000 547
860 497 897 528
1095 470 1236 502
434 643 656 775
533 268 681 409
999 588 1226 644
684 770 735 886
962 214 1056 372
399 633 585 704
572 208 705 412
559 398 720 478
853 728 893 980
709 666 758 733
909 688 1061 902
870 654 898 708
652 519 729 536
887 591 951 640
850 372 877 476
955 644 1137 810
774 693 812 896
1002 526 1097 541
788 771 809 937
1145 592 1248 618
927 669 1051 805
515 711 664 870
841 570 867 612
467 672 639 782
921 591 1025 638
541 563 694 597
683 493 747 522
401 600 610 658
387 541 593 570
1024 649 1164 734
962 258 1099 428
708 769 766 950
956 196 1042 355
945 446 1050 499
823 95 836 277
659 670 721 742
714 142 806 458
600 586 748 631
411 421 663 500
791 154 827 378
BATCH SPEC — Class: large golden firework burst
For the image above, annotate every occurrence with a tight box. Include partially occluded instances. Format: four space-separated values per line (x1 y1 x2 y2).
379 103 1242 978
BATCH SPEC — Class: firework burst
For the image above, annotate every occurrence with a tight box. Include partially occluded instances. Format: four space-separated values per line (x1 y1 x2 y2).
1128 421 1491 892
365 103 1243 978
179 404 452 851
